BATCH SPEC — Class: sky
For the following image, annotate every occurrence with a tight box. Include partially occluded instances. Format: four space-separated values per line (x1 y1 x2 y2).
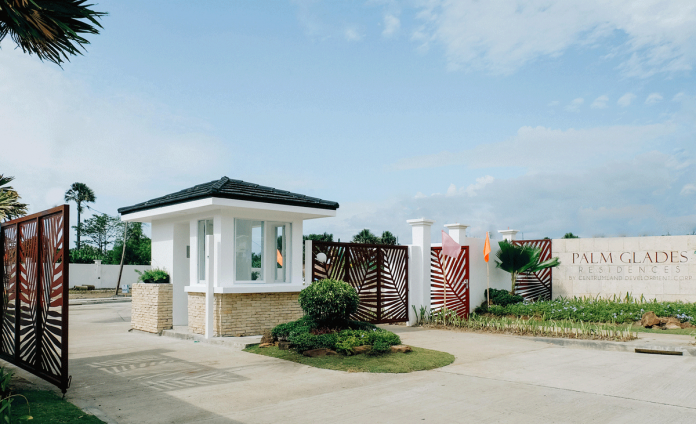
1 0 695 244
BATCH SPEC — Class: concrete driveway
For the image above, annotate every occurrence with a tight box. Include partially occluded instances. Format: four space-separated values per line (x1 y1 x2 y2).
10 303 696 423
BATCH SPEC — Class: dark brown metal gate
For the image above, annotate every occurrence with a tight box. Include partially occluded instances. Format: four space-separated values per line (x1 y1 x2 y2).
512 239 553 301
310 241 408 324
0 205 70 393
431 246 470 318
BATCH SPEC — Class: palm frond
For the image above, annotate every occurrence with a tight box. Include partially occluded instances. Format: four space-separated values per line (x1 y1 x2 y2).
0 0 107 65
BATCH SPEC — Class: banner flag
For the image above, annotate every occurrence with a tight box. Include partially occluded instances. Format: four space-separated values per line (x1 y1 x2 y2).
484 232 491 263
441 230 461 258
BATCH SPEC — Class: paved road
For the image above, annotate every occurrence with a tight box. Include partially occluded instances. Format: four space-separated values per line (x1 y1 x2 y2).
11 303 696 423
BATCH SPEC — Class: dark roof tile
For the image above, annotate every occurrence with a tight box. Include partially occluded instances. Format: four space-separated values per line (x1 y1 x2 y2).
118 177 339 215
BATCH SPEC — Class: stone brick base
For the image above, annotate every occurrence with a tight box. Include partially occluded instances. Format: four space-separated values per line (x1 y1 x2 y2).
131 283 173 333
188 292 303 336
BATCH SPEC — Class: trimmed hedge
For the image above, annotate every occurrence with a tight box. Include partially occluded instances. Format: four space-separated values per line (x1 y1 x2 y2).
298 279 359 325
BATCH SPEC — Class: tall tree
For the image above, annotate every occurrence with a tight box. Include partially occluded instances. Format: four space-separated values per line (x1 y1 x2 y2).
0 174 28 221
64 182 95 249
379 231 397 245
80 213 121 255
352 229 379 244
0 0 106 65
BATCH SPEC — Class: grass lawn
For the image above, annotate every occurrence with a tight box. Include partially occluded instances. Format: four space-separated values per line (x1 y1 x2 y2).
244 345 454 373
631 324 696 336
10 390 103 423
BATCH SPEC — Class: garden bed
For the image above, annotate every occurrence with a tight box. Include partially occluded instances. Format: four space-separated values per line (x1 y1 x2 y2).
244 345 454 373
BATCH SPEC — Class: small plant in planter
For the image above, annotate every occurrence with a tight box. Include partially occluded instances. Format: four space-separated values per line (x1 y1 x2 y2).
135 268 170 284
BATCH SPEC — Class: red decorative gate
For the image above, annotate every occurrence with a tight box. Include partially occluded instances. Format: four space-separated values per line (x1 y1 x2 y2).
310 241 408 324
512 239 553 300
1 205 70 393
431 246 469 318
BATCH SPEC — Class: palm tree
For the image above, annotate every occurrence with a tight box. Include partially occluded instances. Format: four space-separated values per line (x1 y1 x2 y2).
64 182 95 249
0 174 28 221
352 229 379 244
495 241 560 295
0 0 106 65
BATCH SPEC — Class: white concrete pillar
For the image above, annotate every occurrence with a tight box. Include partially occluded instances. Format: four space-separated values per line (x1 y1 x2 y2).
407 218 435 325
205 234 215 339
444 223 469 244
498 229 519 242
94 260 102 288
304 239 313 283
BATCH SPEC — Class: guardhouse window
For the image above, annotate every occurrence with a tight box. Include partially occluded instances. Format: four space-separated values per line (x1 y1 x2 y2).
274 223 291 282
235 219 264 281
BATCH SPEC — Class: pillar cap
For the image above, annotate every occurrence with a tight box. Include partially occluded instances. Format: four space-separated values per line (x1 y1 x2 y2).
444 223 469 230
498 229 519 235
407 218 435 227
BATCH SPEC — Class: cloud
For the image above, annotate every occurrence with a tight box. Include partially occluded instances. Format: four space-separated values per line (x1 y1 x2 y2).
618 92 636 106
382 14 400 37
413 0 696 76
591 95 609 109
344 27 363 41
673 92 686 102
313 150 696 242
0 44 231 225
548 100 560 107
565 97 584 112
390 123 676 171
681 184 696 195
645 92 663 104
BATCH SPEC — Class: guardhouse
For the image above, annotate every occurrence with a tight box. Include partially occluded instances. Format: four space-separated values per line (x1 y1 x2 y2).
118 177 338 337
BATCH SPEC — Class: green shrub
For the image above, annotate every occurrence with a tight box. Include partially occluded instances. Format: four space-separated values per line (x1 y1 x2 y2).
135 268 169 284
271 316 317 340
298 279 359 325
287 332 338 352
486 295 696 324
487 288 524 307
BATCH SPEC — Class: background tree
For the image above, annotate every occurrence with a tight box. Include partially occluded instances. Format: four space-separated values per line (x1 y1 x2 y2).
379 231 397 245
0 0 106 65
64 182 95 249
0 174 28 221
352 229 379 244
562 232 579 239
302 232 334 256
105 222 150 265
495 241 560 295
80 213 121 255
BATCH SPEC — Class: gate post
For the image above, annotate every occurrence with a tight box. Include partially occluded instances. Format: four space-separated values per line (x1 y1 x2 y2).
407 218 434 325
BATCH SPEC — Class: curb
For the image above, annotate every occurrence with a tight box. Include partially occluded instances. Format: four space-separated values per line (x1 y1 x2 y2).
159 329 261 350
528 336 696 356
69 297 132 306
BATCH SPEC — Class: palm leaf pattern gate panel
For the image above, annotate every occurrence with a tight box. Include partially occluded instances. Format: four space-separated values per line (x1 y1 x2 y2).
512 239 553 300
0 205 70 394
431 246 469 318
311 241 408 324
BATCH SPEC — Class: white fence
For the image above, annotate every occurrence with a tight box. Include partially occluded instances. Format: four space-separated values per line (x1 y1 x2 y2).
69 262 151 289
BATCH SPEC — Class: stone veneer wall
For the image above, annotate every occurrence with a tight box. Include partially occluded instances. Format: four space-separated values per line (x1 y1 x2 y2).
131 283 173 333
188 292 303 336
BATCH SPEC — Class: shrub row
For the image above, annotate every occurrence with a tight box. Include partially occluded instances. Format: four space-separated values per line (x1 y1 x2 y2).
271 317 400 355
484 296 696 323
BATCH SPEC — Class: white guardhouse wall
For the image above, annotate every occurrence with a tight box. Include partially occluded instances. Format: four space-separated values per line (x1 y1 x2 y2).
69 263 150 289
552 235 696 301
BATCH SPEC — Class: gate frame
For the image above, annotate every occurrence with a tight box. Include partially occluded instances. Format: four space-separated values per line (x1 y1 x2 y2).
310 240 409 324
0 205 70 394
430 245 470 318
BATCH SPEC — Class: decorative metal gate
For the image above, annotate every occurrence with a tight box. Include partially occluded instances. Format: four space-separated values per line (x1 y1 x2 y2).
431 246 469 318
512 239 553 301
0 205 70 393
310 241 408 324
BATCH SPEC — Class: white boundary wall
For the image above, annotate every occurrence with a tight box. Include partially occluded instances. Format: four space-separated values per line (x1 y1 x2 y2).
552 235 696 301
69 263 151 289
